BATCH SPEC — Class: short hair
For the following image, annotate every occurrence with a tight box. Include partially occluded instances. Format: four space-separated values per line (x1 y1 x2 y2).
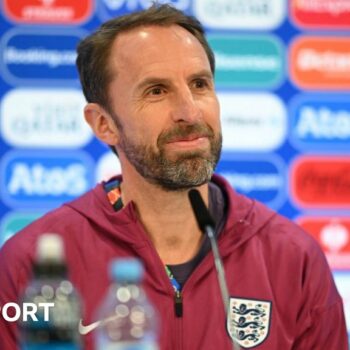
76 3 215 112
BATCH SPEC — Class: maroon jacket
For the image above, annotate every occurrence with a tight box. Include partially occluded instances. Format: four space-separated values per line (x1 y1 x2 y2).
0 174 347 349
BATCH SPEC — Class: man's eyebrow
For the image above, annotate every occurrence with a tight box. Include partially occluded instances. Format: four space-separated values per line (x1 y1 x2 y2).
187 70 214 82
135 70 214 92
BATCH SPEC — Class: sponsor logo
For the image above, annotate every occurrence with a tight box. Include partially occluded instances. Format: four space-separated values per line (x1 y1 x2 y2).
194 0 285 30
0 212 42 246
218 93 287 152
0 302 54 322
217 155 286 210
0 29 86 85
290 0 350 29
298 217 350 269
3 0 92 24
0 150 94 209
290 36 350 90
290 156 350 208
95 152 121 183
289 94 350 151
333 272 350 335
79 319 102 335
208 35 284 89
0 88 92 148
227 297 271 348
98 0 190 20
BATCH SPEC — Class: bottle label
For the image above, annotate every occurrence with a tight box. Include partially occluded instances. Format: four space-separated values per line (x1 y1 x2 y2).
103 341 158 350
22 343 80 350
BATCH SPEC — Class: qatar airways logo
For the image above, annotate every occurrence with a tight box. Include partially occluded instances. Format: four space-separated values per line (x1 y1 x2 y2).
0 302 54 322
0 88 92 148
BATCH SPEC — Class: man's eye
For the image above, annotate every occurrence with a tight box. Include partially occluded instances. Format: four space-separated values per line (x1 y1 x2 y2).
149 87 164 95
193 79 208 89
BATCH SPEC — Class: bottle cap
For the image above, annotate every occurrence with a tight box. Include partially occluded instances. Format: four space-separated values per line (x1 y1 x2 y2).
110 258 144 283
36 233 64 263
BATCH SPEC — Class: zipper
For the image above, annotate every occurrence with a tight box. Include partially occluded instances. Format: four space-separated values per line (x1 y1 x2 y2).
174 290 183 317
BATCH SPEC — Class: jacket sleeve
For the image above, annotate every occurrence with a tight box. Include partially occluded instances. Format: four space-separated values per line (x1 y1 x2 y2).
292 299 348 349
291 240 349 350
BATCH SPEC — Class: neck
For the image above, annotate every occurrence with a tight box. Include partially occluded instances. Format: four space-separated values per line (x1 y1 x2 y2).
120 165 209 265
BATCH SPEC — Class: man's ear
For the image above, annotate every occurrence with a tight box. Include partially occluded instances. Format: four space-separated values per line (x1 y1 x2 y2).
84 103 119 146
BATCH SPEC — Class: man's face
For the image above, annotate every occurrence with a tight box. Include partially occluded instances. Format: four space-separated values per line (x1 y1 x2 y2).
107 25 222 191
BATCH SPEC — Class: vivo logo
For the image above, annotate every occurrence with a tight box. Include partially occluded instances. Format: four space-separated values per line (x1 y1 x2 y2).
0 151 94 209
219 92 287 152
1 88 92 148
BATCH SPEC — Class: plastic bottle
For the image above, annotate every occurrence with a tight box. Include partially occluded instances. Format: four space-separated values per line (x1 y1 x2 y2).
19 233 81 350
95 257 159 350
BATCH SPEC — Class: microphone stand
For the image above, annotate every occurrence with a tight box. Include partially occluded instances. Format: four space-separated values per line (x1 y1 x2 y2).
188 190 240 350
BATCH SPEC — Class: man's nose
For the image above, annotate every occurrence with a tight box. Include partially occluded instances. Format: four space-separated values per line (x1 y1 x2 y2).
170 88 202 124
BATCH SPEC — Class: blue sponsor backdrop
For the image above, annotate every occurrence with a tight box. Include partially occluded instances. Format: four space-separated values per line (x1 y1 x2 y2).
0 0 350 336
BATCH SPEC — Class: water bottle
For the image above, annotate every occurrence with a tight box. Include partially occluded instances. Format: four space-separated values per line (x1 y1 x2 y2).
95 257 159 350
19 233 81 350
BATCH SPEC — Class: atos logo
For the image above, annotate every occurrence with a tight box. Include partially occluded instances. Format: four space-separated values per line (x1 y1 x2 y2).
98 0 190 20
0 29 86 86
194 0 285 30
290 0 350 29
0 212 42 247
0 151 94 209
219 92 287 152
217 155 286 210
208 34 284 89
3 0 92 25
289 94 350 151
1 88 92 148
297 217 350 270
290 36 350 90
290 156 350 209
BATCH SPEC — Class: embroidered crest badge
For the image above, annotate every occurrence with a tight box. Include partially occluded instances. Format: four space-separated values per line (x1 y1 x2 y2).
227 297 272 348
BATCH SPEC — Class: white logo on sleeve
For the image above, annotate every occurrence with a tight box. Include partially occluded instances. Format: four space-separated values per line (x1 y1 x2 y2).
78 314 121 335
78 319 102 335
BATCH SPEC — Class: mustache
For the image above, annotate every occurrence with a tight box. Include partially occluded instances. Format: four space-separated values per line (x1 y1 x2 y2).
157 124 214 145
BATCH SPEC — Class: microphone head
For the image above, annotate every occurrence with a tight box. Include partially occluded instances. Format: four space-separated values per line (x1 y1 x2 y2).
188 189 216 232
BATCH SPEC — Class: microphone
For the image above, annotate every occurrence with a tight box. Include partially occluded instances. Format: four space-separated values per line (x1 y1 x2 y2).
188 189 240 350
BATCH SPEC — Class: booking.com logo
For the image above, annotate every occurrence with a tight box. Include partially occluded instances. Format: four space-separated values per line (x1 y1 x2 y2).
0 302 54 322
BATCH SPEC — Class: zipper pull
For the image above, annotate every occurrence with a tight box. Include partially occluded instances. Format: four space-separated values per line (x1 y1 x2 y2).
174 290 183 317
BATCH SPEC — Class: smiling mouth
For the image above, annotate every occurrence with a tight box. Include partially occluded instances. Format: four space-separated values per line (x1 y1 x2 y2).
166 133 209 143
165 135 209 150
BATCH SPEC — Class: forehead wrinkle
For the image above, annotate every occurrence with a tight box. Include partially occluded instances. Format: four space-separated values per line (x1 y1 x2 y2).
108 25 211 95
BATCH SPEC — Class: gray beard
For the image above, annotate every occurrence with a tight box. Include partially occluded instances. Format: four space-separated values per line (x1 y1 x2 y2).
117 123 222 191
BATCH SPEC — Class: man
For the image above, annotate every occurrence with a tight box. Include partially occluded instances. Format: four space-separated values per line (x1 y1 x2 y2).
0 4 347 349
